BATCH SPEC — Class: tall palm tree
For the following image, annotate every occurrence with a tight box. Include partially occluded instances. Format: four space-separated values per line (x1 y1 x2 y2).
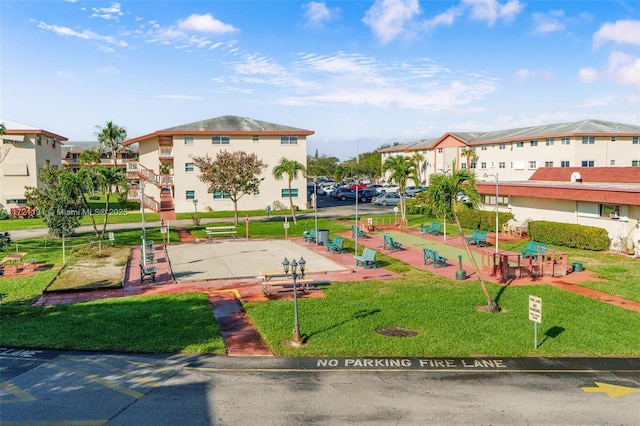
272 158 306 224
95 121 127 193
95 166 127 240
59 167 100 239
426 163 500 312
382 155 418 221
460 147 477 170
411 152 426 185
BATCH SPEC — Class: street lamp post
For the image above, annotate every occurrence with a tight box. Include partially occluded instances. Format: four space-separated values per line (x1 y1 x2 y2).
438 168 451 242
140 180 147 242
193 198 198 222
484 173 499 253
282 256 305 346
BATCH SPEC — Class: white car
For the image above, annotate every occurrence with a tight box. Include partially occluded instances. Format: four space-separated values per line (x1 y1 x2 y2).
377 184 399 194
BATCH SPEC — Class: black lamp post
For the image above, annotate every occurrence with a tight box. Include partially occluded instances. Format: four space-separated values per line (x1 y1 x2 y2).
282 256 305 346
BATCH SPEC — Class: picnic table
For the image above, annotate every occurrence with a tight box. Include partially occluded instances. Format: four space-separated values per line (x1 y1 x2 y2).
257 270 312 295
2 252 27 265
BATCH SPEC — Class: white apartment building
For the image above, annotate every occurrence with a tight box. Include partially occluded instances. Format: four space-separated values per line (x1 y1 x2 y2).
122 116 314 215
380 119 640 185
0 119 65 210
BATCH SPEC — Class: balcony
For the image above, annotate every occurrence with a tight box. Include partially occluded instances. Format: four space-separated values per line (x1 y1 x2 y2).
159 148 173 159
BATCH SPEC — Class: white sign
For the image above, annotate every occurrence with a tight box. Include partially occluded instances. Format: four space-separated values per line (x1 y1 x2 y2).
529 295 542 323
160 227 167 234
108 232 115 241
283 223 290 229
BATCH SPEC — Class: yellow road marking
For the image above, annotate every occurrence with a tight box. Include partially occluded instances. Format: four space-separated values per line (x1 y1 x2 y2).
581 381 640 398
208 288 243 302
0 381 37 404
43 364 145 400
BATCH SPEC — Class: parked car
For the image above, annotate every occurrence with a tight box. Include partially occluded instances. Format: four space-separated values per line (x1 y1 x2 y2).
334 187 356 201
456 191 470 203
358 188 377 202
348 183 368 191
366 184 383 192
377 184 399 194
324 184 339 197
373 192 401 206
405 186 427 197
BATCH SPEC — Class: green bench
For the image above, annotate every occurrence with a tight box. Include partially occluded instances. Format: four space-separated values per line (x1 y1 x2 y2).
383 234 403 252
420 222 442 236
303 228 316 243
465 230 488 247
423 248 448 268
352 225 368 239
326 236 345 254
521 241 548 260
354 247 378 269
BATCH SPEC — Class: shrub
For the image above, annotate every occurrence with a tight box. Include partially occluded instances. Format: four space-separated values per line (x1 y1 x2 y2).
457 205 513 233
0 210 9 220
529 221 609 251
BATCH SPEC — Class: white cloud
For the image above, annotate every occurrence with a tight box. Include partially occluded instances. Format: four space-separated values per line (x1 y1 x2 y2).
462 0 524 26
593 20 640 47
514 69 536 82
532 10 566 34
155 95 205 100
302 2 337 27
362 0 421 44
578 67 599 83
605 51 640 88
90 2 124 20
178 13 238 34
36 21 128 48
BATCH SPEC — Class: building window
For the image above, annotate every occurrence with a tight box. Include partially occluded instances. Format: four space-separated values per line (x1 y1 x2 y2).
281 188 299 197
185 162 195 173
461 163 467 169
632 160 640 166
470 161 477 169
6 198 27 204
186 190 195 200
611 137 616 142
516 141 524 148
561 137 570 145
528 161 537 169
545 161 554 167
499 143 506 150
482 194 509 207
437 148 443 153
610 160 615 166
561 161 570 167
212 136 230 145
499 162 506 169
480 162 487 169
481 145 487 151
185 136 194 145
213 190 230 199
582 136 595 144
252 135 259 142
530 140 538 147
581 160 595 167
633 137 639 144
545 138 554 146
281 136 298 145
600 204 620 219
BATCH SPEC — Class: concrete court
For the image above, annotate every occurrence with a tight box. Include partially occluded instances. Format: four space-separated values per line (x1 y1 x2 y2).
166 239 348 282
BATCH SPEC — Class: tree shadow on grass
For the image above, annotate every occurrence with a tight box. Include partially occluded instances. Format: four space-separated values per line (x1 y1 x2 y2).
303 308 381 341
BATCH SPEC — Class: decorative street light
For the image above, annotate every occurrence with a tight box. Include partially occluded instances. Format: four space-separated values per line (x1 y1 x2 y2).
193 198 198 221
282 256 306 346
484 173 499 254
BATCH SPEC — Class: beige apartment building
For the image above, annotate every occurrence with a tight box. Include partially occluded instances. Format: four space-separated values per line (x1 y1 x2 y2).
122 116 314 216
61 141 139 172
0 119 65 210
380 119 640 184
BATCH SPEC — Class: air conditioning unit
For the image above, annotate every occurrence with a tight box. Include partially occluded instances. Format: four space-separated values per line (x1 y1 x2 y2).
610 212 620 219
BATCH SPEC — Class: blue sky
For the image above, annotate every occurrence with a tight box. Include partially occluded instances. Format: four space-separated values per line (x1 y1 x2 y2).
1 0 639 159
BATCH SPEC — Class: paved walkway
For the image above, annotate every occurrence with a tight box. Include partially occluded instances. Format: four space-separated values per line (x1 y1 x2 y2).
32 227 640 357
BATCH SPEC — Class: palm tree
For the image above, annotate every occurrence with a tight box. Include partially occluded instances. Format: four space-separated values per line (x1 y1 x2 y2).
95 166 127 240
272 158 306 225
78 150 102 167
411 152 426 185
460 147 477 170
382 155 418 222
95 121 127 193
426 163 500 312
59 167 100 239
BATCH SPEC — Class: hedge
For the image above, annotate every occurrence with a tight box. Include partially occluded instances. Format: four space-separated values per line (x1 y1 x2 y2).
529 221 609 251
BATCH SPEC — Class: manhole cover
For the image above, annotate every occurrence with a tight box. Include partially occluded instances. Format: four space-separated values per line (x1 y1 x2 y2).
376 327 418 337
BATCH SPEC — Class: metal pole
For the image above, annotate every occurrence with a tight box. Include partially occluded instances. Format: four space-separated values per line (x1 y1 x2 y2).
314 183 318 245
140 181 146 242
534 322 538 349
495 173 499 254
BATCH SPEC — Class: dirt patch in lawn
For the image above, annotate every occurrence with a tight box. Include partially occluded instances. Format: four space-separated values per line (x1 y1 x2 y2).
47 246 131 292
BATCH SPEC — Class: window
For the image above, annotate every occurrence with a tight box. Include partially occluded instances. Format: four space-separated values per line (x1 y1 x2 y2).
632 160 640 167
480 162 487 169
186 190 195 200
561 161 570 167
561 137 570 145
461 163 467 169
280 136 298 145
482 195 509 207
611 137 616 142
499 143 506 150
530 140 538 147
185 162 195 173
528 161 537 169
581 160 595 167
252 135 259 142
212 136 230 145
633 137 639 144
185 136 194 145
481 145 487 151
545 161 554 167
499 162 506 169
281 188 299 197
6 198 27 205
470 161 477 169
545 138 554 146
582 136 595 144
610 160 615 166
516 141 524 148
213 190 230 199
600 204 620 219
437 148 443 153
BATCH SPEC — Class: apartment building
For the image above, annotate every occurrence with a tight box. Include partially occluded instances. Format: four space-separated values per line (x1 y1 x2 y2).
122 115 314 215
61 141 139 172
0 119 65 209
380 119 640 184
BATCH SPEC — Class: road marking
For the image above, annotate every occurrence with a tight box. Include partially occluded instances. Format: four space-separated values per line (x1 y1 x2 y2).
43 364 145 400
0 381 37 404
581 382 640 398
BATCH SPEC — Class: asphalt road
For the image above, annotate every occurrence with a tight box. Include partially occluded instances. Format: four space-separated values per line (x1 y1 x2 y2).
1 349 639 425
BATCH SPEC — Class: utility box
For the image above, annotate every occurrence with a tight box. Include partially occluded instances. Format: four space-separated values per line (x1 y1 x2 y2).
317 229 329 245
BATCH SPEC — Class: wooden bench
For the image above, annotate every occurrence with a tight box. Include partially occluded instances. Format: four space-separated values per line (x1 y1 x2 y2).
326 236 345 254
383 234 403 252
354 247 378 269
520 241 548 260
206 226 237 239
303 228 316 243
420 222 442 236
465 231 488 247
257 270 312 295
351 225 368 239
423 248 448 268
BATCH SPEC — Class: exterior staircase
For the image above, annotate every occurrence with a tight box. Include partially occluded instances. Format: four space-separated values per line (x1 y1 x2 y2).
127 162 175 218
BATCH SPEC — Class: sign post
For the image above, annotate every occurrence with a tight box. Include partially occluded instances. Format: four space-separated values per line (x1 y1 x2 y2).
284 216 289 239
529 295 542 349
245 215 250 240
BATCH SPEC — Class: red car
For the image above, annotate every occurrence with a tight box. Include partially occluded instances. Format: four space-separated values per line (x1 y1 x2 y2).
348 183 368 191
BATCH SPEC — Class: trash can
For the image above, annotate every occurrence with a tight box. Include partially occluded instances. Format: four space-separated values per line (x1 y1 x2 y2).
572 262 584 272
317 229 329 245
